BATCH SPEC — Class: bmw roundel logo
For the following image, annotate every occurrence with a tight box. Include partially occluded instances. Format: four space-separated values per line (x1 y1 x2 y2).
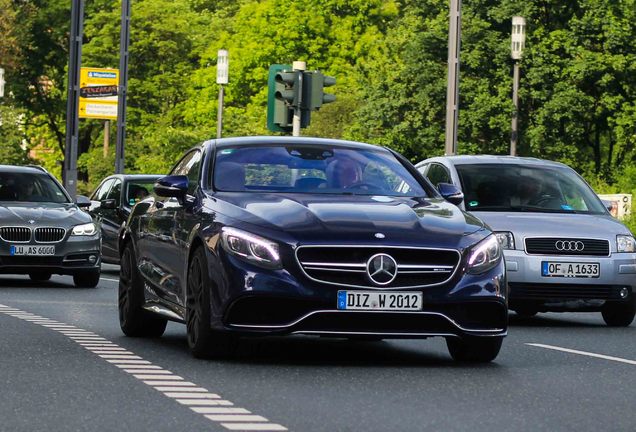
366 253 398 286
555 240 585 252
28 220 36 225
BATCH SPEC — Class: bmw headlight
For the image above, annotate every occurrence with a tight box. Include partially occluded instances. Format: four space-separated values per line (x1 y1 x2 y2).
467 234 502 274
494 231 515 250
221 227 282 269
72 222 97 236
617 235 636 253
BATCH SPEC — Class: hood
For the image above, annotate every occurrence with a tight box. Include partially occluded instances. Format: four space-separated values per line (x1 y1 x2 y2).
472 211 630 242
212 193 487 248
0 202 92 226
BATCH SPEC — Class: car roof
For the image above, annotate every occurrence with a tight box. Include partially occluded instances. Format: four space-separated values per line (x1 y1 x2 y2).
0 165 51 174
419 155 568 169
103 174 164 181
208 136 386 152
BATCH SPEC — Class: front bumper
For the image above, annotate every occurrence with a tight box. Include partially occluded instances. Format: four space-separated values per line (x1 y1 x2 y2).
0 235 101 276
504 249 636 310
210 251 508 339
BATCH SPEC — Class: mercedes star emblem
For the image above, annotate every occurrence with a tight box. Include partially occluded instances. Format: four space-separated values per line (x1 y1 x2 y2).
366 253 398 285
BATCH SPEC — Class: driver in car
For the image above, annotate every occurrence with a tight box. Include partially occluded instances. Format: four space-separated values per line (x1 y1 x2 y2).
327 157 364 189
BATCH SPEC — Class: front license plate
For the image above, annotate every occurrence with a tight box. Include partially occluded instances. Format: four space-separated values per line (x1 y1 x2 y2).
541 261 600 278
337 291 422 311
10 245 56 256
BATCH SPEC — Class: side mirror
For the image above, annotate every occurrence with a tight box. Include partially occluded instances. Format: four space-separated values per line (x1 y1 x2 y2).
76 195 91 208
100 198 117 210
437 183 464 205
154 175 188 198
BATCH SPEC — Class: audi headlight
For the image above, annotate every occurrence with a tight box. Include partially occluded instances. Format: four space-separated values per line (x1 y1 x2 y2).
467 234 502 274
494 231 515 250
221 227 281 269
617 235 636 253
72 222 97 236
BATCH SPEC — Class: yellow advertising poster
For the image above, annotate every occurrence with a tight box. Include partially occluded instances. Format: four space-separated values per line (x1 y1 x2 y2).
79 67 119 120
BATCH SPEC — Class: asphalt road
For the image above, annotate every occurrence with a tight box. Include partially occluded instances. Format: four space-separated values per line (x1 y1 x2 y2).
1 266 634 432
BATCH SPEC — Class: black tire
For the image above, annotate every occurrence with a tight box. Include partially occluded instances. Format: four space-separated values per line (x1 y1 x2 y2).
73 269 101 288
601 300 636 327
118 242 167 337
186 247 234 359
29 272 52 282
446 336 504 363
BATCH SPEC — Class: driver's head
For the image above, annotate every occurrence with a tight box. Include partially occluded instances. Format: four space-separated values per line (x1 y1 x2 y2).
517 176 540 200
330 158 362 188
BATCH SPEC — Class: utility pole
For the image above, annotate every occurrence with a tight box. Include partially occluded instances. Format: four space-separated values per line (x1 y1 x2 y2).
291 61 306 137
510 16 526 156
63 0 85 199
115 0 131 174
444 0 461 156
216 49 228 139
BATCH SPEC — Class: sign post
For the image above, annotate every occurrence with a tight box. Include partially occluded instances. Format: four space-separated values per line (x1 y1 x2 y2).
116 0 131 174
63 0 85 199
216 49 228 139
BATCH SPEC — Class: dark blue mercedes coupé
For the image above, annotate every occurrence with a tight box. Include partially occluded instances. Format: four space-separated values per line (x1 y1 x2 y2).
119 137 507 362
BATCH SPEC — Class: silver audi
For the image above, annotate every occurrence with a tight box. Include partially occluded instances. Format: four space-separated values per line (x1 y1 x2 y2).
417 155 636 326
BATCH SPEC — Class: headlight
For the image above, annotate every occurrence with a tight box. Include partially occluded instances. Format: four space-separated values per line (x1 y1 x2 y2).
467 234 502 274
617 235 636 252
221 227 281 269
72 222 97 236
494 231 515 250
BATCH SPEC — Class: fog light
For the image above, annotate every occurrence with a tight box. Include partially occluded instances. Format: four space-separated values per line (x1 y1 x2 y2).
88 255 97 264
619 287 630 299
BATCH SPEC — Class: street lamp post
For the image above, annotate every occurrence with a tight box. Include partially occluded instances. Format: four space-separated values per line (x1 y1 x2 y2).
510 16 526 156
444 0 462 156
216 49 228 139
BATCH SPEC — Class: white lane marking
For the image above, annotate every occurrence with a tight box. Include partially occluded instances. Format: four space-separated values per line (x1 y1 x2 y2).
124 369 173 374
177 399 234 406
154 386 208 392
133 374 183 380
527 343 636 366
208 415 268 422
193 408 251 414
142 381 198 386
100 277 120 283
222 424 287 431
0 304 288 431
165 392 220 399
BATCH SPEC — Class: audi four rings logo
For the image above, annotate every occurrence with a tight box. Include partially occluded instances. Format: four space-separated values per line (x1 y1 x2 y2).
366 253 398 285
555 240 585 251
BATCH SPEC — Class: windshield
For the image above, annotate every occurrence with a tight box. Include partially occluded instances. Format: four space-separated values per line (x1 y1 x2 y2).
125 180 157 206
213 145 429 197
456 163 606 214
0 172 70 203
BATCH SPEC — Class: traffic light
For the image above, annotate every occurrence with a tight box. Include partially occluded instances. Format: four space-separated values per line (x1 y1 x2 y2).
304 71 336 111
267 64 293 132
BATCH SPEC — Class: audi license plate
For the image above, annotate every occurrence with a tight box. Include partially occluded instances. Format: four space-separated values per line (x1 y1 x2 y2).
541 261 600 278
10 245 55 256
337 291 422 311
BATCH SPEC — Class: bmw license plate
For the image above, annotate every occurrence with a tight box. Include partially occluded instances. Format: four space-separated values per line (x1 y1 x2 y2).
10 245 55 256
337 291 422 311
541 261 600 278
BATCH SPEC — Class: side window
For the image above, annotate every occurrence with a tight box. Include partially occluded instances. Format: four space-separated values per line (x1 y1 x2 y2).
426 163 451 187
106 179 122 203
92 179 114 201
170 151 202 195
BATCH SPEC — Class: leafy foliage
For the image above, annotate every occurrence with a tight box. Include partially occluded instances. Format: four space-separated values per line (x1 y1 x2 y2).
2 0 636 201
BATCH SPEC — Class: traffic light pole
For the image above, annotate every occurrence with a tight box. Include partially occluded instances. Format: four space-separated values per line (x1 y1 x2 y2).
63 0 85 199
292 61 306 137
